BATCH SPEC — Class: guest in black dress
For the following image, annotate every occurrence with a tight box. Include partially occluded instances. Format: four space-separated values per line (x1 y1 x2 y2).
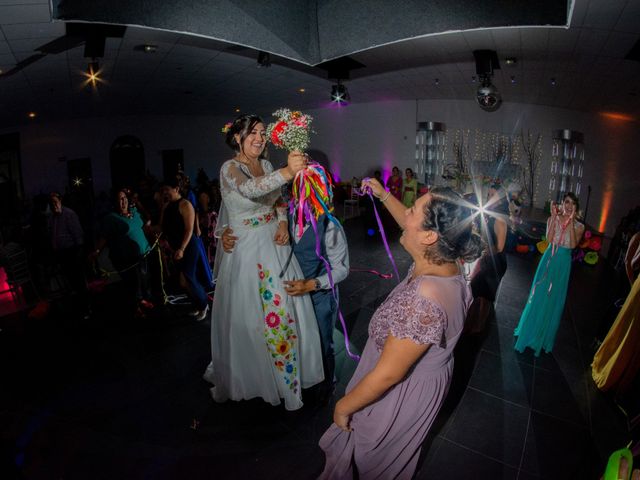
466 184 508 333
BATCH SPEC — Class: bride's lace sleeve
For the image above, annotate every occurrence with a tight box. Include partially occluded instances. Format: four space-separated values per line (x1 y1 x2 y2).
276 198 288 223
221 160 287 199
388 294 446 348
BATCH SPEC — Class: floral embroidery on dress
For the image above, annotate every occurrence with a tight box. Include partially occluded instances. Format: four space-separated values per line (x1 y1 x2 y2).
368 275 447 352
243 212 275 227
258 264 299 393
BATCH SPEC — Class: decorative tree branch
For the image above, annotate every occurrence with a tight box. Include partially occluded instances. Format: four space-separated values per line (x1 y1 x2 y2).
519 129 542 207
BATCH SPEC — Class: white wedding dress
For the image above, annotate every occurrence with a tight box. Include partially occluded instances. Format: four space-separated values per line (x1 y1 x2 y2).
204 158 324 410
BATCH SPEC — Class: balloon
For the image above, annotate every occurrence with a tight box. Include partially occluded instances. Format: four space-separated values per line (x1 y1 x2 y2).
589 237 602 251
585 251 599 265
536 240 549 254
516 244 529 254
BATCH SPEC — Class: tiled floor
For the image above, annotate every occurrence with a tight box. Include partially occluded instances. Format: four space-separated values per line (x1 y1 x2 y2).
0 216 632 479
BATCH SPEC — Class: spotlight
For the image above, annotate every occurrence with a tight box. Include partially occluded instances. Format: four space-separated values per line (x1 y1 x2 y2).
434 78 439 85
505 57 517 66
510 75 516 84
143 44 157 53
330 83 350 105
27 112 37 119
257 51 271 68
471 76 476 83
87 60 100 85
550 77 556 86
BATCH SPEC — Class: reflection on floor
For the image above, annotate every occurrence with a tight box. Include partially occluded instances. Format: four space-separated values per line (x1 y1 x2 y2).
0 217 631 479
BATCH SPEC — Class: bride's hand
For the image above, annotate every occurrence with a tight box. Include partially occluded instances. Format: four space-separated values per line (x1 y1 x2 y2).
274 221 290 245
284 151 307 179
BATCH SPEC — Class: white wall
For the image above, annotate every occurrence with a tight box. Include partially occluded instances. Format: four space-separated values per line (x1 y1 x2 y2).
3 99 638 236
306 99 640 236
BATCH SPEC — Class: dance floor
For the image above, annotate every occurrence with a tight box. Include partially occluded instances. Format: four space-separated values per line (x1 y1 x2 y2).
0 216 631 479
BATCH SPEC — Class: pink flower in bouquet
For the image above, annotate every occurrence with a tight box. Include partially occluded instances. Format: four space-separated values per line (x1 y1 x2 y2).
584 230 592 239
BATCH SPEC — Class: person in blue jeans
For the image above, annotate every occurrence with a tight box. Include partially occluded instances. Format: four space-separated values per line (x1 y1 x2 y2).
223 205 349 401
161 177 211 321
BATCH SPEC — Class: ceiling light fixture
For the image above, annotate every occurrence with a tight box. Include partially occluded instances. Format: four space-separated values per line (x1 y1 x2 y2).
473 50 502 112
143 44 157 53
434 78 439 85
330 82 350 106
511 75 516 84
550 78 556 86
471 76 476 83
28 112 37 119
235 107 241 113
257 51 271 68
298 88 306 93
505 57 517 66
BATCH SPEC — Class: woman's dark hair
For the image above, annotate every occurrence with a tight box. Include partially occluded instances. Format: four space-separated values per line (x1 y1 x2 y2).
420 187 484 265
487 184 509 214
563 192 579 211
161 175 181 189
225 114 267 158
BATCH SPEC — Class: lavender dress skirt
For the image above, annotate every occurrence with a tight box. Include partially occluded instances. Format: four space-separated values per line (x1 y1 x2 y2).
319 272 471 479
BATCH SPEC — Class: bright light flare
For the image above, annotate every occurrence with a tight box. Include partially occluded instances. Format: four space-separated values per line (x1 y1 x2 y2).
82 63 104 89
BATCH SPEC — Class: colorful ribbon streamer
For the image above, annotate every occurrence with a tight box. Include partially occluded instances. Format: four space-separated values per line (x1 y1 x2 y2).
290 163 359 361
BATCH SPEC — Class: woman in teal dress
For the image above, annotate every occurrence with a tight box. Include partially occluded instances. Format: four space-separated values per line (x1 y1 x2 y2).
514 192 584 356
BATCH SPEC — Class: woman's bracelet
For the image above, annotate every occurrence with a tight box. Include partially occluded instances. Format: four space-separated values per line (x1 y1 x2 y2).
380 191 391 202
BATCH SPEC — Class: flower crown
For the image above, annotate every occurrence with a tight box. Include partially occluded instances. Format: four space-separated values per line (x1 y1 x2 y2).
221 122 233 134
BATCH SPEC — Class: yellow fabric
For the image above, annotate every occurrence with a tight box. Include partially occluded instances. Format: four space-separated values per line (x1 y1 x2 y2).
592 274 640 393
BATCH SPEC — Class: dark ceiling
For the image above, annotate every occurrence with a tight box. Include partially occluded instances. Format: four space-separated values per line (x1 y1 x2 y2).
0 0 639 128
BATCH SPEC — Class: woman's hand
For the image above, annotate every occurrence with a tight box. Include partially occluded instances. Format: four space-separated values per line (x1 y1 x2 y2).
283 151 307 180
550 201 559 217
222 227 238 253
174 248 184 261
362 177 385 199
274 221 290 245
333 401 352 432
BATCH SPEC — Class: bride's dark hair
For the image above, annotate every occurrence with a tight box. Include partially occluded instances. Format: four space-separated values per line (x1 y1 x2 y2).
420 187 484 265
225 114 268 159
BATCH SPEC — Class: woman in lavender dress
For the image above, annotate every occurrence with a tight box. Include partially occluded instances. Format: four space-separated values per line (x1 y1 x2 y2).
319 181 483 479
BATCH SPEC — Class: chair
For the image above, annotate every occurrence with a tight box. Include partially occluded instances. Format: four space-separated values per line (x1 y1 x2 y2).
343 186 360 219
0 244 38 309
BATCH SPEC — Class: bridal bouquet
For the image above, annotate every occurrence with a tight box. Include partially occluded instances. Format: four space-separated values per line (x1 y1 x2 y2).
266 108 313 152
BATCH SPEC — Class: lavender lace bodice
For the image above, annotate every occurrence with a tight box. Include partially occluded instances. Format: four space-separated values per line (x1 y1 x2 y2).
368 272 447 352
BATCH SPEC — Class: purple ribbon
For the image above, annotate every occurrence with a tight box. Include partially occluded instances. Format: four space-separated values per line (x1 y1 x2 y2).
303 203 360 362
356 181 400 282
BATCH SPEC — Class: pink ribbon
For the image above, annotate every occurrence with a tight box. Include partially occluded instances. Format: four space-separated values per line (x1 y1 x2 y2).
349 268 394 279
528 216 572 301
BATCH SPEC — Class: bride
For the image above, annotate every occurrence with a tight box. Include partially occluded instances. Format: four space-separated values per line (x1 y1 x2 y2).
204 114 324 410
